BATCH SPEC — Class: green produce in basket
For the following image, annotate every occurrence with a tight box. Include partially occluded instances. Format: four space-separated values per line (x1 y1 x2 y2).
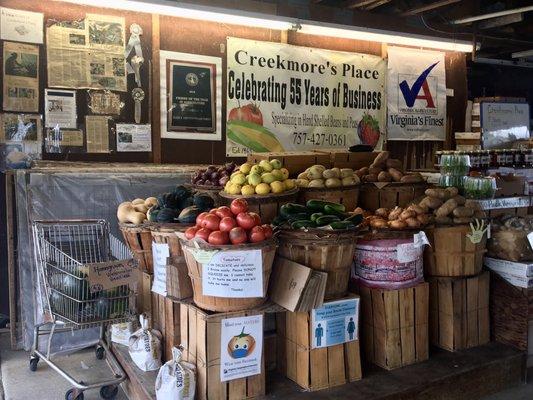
310 212 324 222
344 213 364 225
192 193 215 210
323 204 348 218
315 215 341 226
157 208 180 223
330 221 356 230
291 220 317 229
287 212 312 222
178 205 202 223
306 199 346 213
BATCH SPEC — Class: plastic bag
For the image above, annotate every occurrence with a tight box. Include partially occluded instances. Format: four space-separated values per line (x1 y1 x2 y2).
155 346 196 400
111 321 135 346
128 314 162 371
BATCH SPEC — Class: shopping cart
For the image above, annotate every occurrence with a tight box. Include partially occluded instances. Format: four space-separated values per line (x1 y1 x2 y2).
30 220 136 400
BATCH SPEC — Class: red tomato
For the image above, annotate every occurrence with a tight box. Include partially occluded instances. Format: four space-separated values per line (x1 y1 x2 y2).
229 227 248 245
194 228 212 242
249 226 266 243
208 230 229 245
236 212 256 230
261 224 273 239
202 214 220 231
219 216 237 232
215 206 233 219
196 212 209 227
249 212 261 226
228 103 263 126
185 226 199 240
209 208 218 215
230 198 248 215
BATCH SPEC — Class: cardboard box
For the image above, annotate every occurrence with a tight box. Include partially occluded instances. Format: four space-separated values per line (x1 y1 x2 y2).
277 294 362 391
314 149 379 169
180 302 266 400
360 282 429 370
247 151 331 176
429 272 490 352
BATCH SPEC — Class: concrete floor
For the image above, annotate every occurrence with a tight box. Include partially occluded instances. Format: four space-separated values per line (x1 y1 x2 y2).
0 331 532 399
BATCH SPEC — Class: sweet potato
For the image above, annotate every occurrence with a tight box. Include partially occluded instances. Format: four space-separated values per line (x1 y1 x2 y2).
370 218 388 229
445 187 459 198
378 171 393 182
400 209 416 220
369 166 383 175
363 174 379 182
388 168 403 182
435 198 458 218
465 199 482 210
372 151 389 167
453 206 474 218
452 195 466 206
375 208 390 218
388 207 403 221
416 214 431 225
388 220 407 229
454 217 472 225
385 158 403 170
407 204 425 215
400 174 423 183
405 217 421 228
425 188 448 200
355 167 368 178
419 196 443 210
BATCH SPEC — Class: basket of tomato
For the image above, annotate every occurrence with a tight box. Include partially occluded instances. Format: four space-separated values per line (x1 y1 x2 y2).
178 198 276 312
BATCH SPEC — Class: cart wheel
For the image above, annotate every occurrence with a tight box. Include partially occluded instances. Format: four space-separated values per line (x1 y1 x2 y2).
29 356 39 372
95 346 105 360
65 388 84 400
99 385 118 399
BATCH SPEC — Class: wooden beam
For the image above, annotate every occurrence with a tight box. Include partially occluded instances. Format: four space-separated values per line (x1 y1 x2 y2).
344 0 380 10
151 14 162 164
401 0 462 17
478 13 523 29
364 0 391 11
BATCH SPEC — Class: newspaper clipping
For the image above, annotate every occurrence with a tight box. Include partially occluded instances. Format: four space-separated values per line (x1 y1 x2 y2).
86 115 110 153
47 14 127 91
0 7 44 44
0 113 42 157
116 124 151 152
45 89 77 128
3 41 39 112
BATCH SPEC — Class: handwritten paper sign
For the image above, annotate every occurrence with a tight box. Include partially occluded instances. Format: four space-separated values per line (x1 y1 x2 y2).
152 242 169 296
87 259 138 293
202 249 263 298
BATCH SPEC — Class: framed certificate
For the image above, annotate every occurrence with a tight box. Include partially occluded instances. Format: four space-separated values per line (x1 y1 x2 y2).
160 51 222 140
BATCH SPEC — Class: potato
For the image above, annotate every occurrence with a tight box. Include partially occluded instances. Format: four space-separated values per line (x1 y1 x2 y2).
454 217 472 225
465 199 482 211
473 210 487 219
370 218 388 229
308 179 325 188
452 195 466 206
325 178 342 188
388 168 403 182
435 198 458 218
372 151 389 167
419 196 443 209
368 166 383 175
375 208 390 218
453 206 474 218
377 171 392 182
445 187 459 198
388 220 407 229
385 158 403 170
407 204 425 215
388 207 403 221
405 217 421 228
435 216 453 225
417 214 431 225
131 198 145 205
363 174 379 182
340 168 354 178
400 209 416 220
400 174 423 183
425 188 448 200
355 167 369 178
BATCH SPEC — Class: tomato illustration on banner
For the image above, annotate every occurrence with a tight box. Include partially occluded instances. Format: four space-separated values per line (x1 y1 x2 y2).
226 37 387 157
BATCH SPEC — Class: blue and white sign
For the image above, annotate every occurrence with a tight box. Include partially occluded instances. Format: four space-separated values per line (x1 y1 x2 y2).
311 297 360 349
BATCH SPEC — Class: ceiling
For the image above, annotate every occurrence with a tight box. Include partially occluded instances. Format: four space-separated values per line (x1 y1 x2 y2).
312 0 533 63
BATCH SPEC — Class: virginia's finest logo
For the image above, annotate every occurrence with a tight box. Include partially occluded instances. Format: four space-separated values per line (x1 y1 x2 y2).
399 62 439 108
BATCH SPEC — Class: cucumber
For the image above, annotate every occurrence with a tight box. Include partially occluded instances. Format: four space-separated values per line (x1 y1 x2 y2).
287 212 311 222
323 204 348 218
344 213 364 225
306 199 346 213
310 212 324 222
329 221 356 230
286 203 308 213
315 215 341 226
291 220 316 229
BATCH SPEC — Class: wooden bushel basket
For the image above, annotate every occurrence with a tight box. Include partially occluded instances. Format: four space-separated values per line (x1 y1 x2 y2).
119 222 153 273
219 188 298 224
424 224 487 277
277 229 358 300
358 182 428 212
297 185 360 211
150 223 193 299
181 239 277 312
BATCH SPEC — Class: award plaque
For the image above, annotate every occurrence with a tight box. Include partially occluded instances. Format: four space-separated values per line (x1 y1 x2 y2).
166 60 216 133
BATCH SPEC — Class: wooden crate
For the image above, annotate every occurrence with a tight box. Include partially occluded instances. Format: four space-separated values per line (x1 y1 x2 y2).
429 272 490 352
180 302 266 400
247 151 331 177
137 272 153 316
360 282 429 370
358 182 428 212
277 297 362 391
150 292 181 363
491 273 533 352
314 149 379 169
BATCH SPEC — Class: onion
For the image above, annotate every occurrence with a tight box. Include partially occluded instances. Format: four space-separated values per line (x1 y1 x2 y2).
197 179 205 185
219 176 229 186
204 180 213 186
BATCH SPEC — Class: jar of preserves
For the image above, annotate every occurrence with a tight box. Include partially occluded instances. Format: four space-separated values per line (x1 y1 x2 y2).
496 150 506 167
470 150 481 171
480 150 491 170
513 149 524 168
435 150 443 168
526 149 533 168
505 149 515 167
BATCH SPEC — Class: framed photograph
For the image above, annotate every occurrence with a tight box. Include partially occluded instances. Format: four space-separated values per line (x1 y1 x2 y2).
160 50 222 140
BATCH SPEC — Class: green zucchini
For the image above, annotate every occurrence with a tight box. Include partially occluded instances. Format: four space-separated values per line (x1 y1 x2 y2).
315 215 341 226
310 212 324 222
285 203 308 213
306 199 346 213
323 204 348 218
291 220 316 229
287 212 311 221
344 213 364 225
329 221 356 230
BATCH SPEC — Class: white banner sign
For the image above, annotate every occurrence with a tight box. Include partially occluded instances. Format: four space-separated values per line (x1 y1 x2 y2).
226 37 386 157
387 46 446 141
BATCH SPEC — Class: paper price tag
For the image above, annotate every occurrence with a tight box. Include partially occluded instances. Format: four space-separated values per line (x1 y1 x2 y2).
397 243 421 263
413 231 430 248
